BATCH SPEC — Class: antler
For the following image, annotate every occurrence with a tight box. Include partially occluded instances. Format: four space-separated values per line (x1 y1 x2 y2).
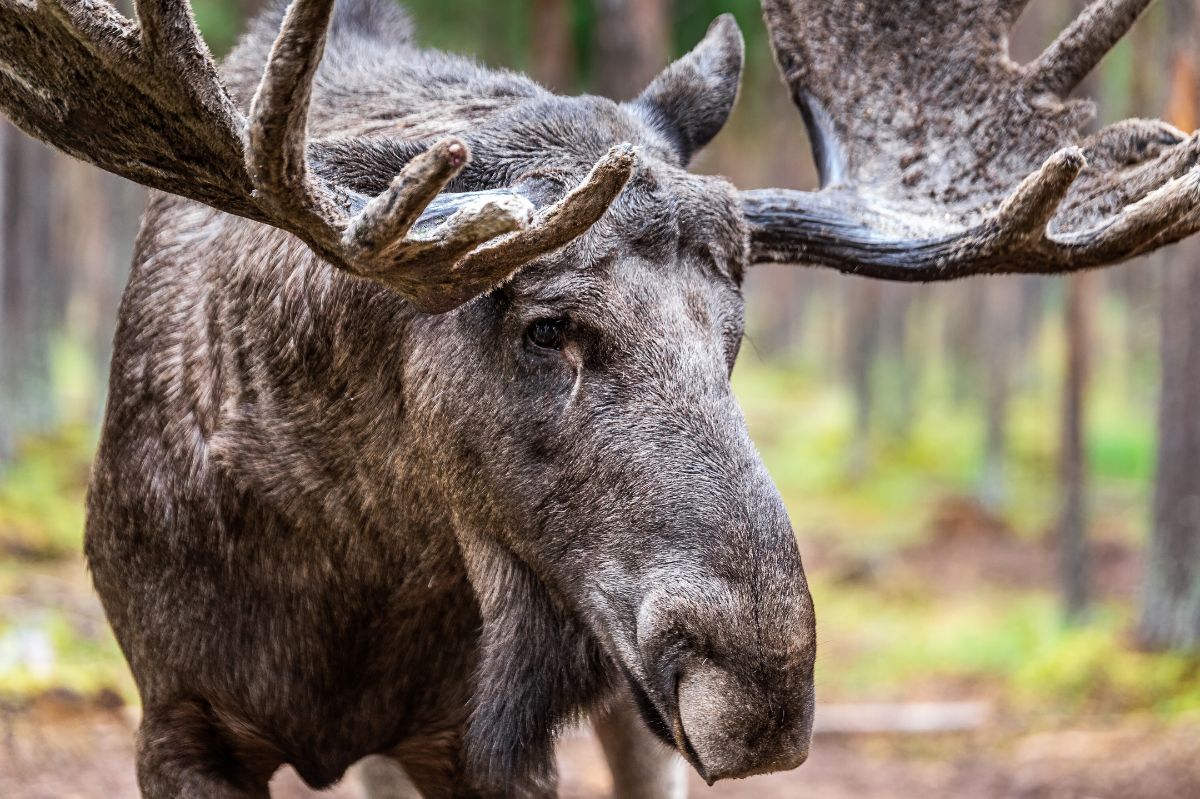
746 0 1200 278
0 0 635 312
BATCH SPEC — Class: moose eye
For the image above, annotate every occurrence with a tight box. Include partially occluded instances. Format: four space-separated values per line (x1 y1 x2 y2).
526 318 567 351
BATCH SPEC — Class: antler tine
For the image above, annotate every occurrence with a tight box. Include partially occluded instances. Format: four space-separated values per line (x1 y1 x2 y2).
1058 169 1200 262
131 0 247 149
455 144 637 278
1026 0 1154 97
39 0 139 56
344 138 479 258
247 0 339 225
367 195 537 310
989 147 1086 242
399 143 638 313
134 0 206 61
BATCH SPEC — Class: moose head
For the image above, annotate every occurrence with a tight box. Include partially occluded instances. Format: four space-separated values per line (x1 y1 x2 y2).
1 0 1197 792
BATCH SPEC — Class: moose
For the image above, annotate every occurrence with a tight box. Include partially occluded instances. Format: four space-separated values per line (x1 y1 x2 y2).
1 0 1198 795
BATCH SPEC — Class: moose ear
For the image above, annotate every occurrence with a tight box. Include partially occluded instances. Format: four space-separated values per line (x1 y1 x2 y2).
628 14 744 166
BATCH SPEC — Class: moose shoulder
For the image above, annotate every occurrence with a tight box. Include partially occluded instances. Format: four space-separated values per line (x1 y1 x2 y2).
0 0 1196 796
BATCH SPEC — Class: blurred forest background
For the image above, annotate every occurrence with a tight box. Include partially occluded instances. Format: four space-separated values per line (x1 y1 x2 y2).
2 0 1200 797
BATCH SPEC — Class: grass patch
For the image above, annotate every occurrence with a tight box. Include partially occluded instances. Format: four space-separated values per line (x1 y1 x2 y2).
0 426 95 559
810 577 1200 717
0 607 135 702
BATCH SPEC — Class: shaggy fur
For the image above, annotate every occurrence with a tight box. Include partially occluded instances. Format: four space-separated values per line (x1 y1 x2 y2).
84 1 816 796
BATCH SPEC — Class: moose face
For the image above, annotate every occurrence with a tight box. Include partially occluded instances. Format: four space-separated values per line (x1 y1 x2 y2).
404 18 816 783
413 157 816 784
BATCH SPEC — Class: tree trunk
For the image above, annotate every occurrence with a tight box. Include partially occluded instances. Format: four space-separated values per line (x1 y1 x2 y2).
1143 237 1200 649
980 279 1019 510
592 0 669 100
531 0 575 93
749 265 807 359
1059 273 1093 622
2 128 59 453
0 122 9 463
56 156 117 420
845 279 882 479
1138 0 1200 652
944 280 986 408
877 285 915 441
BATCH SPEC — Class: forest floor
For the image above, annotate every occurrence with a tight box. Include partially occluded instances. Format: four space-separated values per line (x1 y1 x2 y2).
3 696 1200 799
3 494 1199 799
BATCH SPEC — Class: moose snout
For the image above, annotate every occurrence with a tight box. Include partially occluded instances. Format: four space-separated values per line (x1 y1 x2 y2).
674 659 812 783
635 574 816 784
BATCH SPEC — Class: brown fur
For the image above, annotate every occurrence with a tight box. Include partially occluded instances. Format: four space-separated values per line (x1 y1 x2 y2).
84 2 815 796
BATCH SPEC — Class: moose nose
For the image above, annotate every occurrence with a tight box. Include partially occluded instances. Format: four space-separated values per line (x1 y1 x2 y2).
673 660 812 784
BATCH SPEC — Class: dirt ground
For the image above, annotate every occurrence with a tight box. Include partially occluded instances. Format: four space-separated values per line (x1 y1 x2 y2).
2 693 1198 799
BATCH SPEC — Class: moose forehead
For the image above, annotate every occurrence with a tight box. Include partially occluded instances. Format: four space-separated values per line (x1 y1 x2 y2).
512 162 748 308
470 94 749 280
600 163 749 279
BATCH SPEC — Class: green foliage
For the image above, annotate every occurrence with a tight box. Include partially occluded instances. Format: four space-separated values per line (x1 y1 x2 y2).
727 325 1197 719
192 0 244 57
407 0 535 70
0 606 135 701
0 426 94 559
813 580 1200 717
670 0 768 63
1013 617 1200 716
733 301 1156 554
809 580 1045 700
0 434 131 702
402 0 776 94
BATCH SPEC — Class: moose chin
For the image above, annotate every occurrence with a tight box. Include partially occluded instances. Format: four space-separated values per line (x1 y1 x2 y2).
1 0 1193 795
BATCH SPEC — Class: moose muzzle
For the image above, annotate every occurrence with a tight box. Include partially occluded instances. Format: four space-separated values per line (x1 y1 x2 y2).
675 659 813 783
634 560 816 784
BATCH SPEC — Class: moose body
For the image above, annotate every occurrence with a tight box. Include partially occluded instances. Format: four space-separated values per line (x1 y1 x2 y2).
85 2 814 795
3 0 1195 796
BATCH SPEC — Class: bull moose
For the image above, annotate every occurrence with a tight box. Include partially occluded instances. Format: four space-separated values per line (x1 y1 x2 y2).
0 0 1196 795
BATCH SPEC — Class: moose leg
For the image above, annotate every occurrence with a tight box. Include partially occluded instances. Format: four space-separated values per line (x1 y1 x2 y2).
358 708 682 799
360 731 553 799
594 696 687 799
395 749 557 799
136 705 274 799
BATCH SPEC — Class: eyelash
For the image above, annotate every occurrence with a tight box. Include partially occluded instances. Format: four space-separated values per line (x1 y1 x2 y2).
525 318 568 351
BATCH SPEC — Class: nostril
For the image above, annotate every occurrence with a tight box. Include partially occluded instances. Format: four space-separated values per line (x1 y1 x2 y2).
636 585 817 782
673 660 814 783
668 669 713 785
675 662 750 782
